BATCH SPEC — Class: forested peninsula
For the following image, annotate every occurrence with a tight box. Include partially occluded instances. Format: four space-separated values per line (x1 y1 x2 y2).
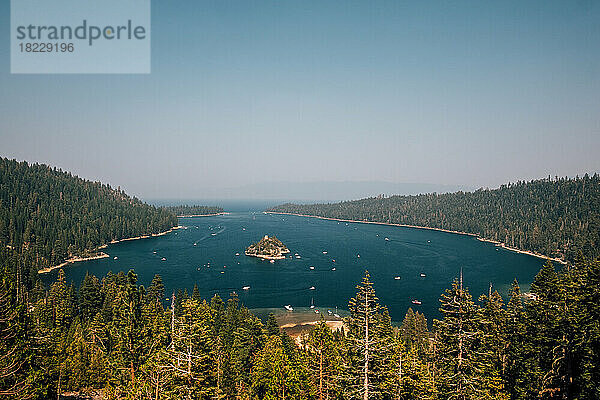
268 175 600 263
0 158 225 284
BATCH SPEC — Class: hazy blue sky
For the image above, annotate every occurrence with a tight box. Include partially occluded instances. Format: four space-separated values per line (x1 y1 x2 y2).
1 1 599 200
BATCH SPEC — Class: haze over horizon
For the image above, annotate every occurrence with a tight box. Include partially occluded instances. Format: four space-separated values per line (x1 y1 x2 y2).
1 1 599 199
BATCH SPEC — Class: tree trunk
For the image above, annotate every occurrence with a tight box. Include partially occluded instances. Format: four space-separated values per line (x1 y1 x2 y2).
319 349 323 400
364 293 369 400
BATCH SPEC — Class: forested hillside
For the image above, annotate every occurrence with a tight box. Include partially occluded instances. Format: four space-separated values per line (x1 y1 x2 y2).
2 161 600 399
268 175 600 262
0 158 178 284
2 258 599 399
161 205 224 216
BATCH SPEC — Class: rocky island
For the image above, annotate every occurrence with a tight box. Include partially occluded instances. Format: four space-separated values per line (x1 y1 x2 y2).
245 235 290 260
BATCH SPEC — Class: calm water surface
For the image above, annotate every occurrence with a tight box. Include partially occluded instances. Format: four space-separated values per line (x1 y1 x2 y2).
42 211 546 322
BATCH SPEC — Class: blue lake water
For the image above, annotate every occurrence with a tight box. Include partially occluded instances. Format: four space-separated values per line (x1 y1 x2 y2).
42 211 546 323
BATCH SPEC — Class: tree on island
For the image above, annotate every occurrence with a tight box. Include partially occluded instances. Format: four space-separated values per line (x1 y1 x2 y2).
245 235 290 260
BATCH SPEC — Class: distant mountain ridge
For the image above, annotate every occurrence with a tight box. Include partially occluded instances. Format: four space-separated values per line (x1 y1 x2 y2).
180 181 473 202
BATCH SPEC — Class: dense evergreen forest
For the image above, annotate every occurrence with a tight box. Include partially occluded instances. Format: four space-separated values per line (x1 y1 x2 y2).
2 160 600 399
2 257 599 399
268 175 600 262
161 205 224 217
0 158 178 285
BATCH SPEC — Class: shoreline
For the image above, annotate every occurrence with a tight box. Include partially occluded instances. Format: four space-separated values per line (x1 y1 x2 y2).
37 252 111 274
177 212 229 218
245 252 287 260
38 225 183 274
266 211 567 265
475 237 566 264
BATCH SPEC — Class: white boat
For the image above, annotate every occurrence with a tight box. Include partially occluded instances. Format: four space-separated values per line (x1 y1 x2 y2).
427 240 431 243
310 286 316 290
322 251 327 254
332 259 336 263
284 305 293 311
242 286 250 290
420 273 426 277
314 309 319 314
270 259 275 264
235 253 240 256
309 266 315 270
153 251 157 254
385 237 390 241
194 243 197 246
331 267 336 271
310 298 314 309
211 233 217 236
357 254 360 258
412 300 422 305
113 256 118 260
327 310 332 315
220 271 224 274
394 276 401 280
296 255 301 259
334 313 340 318
161 257 166 261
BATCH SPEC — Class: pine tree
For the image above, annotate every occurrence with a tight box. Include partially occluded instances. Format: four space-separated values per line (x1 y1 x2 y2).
146 274 165 307
304 317 343 400
0 268 31 398
266 313 280 336
109 270 144 386
231 310 267 398
400 307 429 356
251 335 306 400
434 271 479 400
345 270 389 399
475 288 509 399
79 273 102 320
191 284 201 302
167 298 218 399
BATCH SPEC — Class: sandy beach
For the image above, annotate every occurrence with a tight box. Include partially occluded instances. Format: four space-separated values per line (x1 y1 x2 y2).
38 225 183 274
283 320 346 345
476 237 566 264
37 252 110 274
266 211 566 265
278 316 346 345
